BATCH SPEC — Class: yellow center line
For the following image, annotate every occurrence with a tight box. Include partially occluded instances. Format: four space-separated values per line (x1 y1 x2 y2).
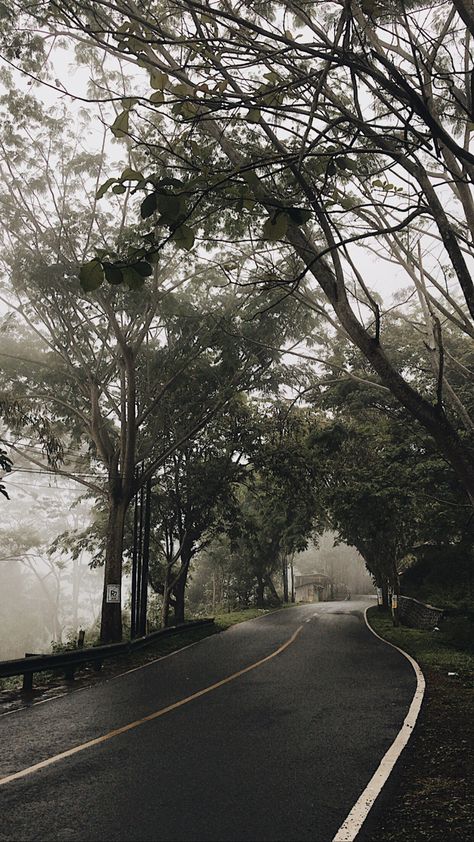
0 623 305 788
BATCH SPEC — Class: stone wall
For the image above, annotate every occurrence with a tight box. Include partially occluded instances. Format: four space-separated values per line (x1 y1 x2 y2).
399 595 444 630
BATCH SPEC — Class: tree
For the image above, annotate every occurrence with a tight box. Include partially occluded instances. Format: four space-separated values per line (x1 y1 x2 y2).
309 317 474 619
146 397 248 626
0 78 313 641
0 447 12 499
310 421 420 620
15 0 474 509
224 401 323 607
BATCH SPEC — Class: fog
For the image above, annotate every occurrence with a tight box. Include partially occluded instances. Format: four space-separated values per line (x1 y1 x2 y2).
0 471 102 660
294 532 375 595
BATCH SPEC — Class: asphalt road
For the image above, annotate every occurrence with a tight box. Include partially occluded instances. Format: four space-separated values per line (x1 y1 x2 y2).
0 600 415 842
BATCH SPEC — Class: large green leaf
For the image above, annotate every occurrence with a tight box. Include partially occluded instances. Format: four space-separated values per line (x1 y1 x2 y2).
156 193 184 221
111 110 129 139
121 266 146 290
131 261 153 277
79 260 104 292
121 167 144 181
171 224 195 251
103 263 124 285
140 192 158 218
150 69 168 90
96 178 117 199
150 90 165 104
287 207 312 225
246 108 261 123
242 171 261 193
121 97 139 110
262 212 289 241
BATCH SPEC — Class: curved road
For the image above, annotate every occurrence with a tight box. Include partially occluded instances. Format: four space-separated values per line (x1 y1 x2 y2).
0 599 415 842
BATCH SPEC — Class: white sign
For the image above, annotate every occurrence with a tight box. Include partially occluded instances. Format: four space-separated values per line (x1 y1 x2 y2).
376 587 383 605
106 584 121 604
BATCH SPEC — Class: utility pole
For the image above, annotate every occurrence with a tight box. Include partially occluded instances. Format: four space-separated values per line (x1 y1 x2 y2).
131 466 152 638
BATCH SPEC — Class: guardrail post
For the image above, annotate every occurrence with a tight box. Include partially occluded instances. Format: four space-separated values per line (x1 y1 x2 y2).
22 653 36 693
64 664 76 682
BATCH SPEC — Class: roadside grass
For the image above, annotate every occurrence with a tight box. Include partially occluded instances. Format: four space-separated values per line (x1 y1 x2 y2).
0 606 281 710
362 606 474 842
367 607 474 681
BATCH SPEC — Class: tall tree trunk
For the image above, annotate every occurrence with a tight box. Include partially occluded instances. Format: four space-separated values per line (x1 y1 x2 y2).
290 555 295 603
161 561 172 628
282 554 289 603
381 580 389 610
173 567 187 625
172 542 193 625
265 574 281 605
100 497 127 643
256 576 265 608
391 563 401 627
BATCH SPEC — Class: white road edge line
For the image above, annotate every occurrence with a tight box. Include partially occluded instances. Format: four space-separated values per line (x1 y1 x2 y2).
331 606 425 842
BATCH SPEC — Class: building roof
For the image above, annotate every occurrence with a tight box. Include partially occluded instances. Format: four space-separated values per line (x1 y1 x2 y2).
294 573 332 587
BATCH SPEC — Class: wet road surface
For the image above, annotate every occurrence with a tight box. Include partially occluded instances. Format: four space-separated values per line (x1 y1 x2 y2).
0 600 415 841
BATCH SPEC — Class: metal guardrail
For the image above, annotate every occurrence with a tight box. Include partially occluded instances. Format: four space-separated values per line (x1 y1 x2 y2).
0 618 215 692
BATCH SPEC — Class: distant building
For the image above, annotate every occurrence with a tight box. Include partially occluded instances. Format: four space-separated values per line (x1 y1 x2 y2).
294 573 333 602
294 573 350 602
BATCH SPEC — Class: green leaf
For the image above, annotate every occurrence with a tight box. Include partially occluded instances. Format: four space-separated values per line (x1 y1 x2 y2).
263 71 279 84
103 263 124 285
262 212 289 241
150 69 168 90
246 108 261 123
242 171 261 192
177 101 198 119
121 97 139 110
173 82 190 96
156 193 185 221
155 176 185 189
121 167 144 181
121 266 146 291
343 158 359 172
112 184 127 194
287 207 312 225
110 110 129 139
171 224 195 251
150 90 165 104
131 261 153 277
340 196 354 210
140 192 158 219
79 260 104 292
96 178 117 199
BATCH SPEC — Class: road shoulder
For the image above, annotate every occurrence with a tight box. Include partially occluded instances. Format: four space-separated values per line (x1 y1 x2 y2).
359 607 474 842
